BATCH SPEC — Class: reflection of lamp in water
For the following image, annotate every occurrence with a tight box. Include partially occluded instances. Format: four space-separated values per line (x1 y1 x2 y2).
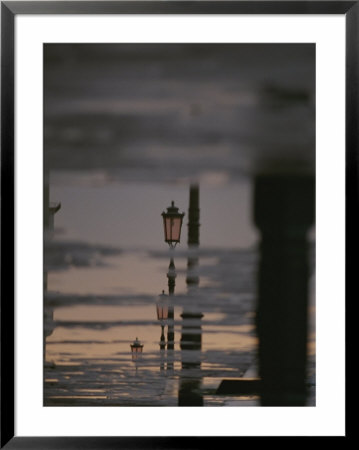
156 290 169 322
161 201 184 371
157 290 168 348
161 200 184 294
161 201 185 249
157 290 168 371
130 337 144 361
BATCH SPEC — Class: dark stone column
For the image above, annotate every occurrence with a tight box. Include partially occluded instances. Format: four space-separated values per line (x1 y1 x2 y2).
254 174 314 406
178 311 203 406
186 184 200 286
179 184 203 406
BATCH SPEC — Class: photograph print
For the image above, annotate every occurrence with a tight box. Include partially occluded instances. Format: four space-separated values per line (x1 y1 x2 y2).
43 43 315 407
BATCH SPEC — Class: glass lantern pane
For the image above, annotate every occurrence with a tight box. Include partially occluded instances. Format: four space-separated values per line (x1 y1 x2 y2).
157 304 168 320
171 217 182 241
164 217 171 241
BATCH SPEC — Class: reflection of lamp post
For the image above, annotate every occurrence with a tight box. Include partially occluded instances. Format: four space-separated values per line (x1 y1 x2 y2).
161 201 185 249
130 337 143 375
44 194 61 369
156 290 169 323
161 200 184 293
161 201 185 370
157 290 168 371
130 337 143 360
157 291 168 351
161 200 185 294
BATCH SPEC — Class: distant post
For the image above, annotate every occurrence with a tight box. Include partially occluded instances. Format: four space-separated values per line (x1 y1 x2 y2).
43 167 61 368
254 174 314 406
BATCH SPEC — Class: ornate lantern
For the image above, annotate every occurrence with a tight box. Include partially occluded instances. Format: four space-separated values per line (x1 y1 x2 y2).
161 201 185 248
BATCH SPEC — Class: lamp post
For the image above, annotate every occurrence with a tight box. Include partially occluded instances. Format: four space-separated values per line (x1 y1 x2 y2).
161 201 185 371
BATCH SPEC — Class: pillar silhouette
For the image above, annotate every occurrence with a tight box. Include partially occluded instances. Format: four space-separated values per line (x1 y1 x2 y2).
254 174 314 406
179 184 203 406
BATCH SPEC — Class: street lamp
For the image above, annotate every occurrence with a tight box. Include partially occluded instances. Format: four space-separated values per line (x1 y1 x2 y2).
130 337 144 361
161 201 185 248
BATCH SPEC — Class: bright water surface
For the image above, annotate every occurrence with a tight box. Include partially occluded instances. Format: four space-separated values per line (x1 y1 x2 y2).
44 179 315 406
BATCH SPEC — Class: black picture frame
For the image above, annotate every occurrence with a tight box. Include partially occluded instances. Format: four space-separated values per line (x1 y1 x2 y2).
1 1 352 446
